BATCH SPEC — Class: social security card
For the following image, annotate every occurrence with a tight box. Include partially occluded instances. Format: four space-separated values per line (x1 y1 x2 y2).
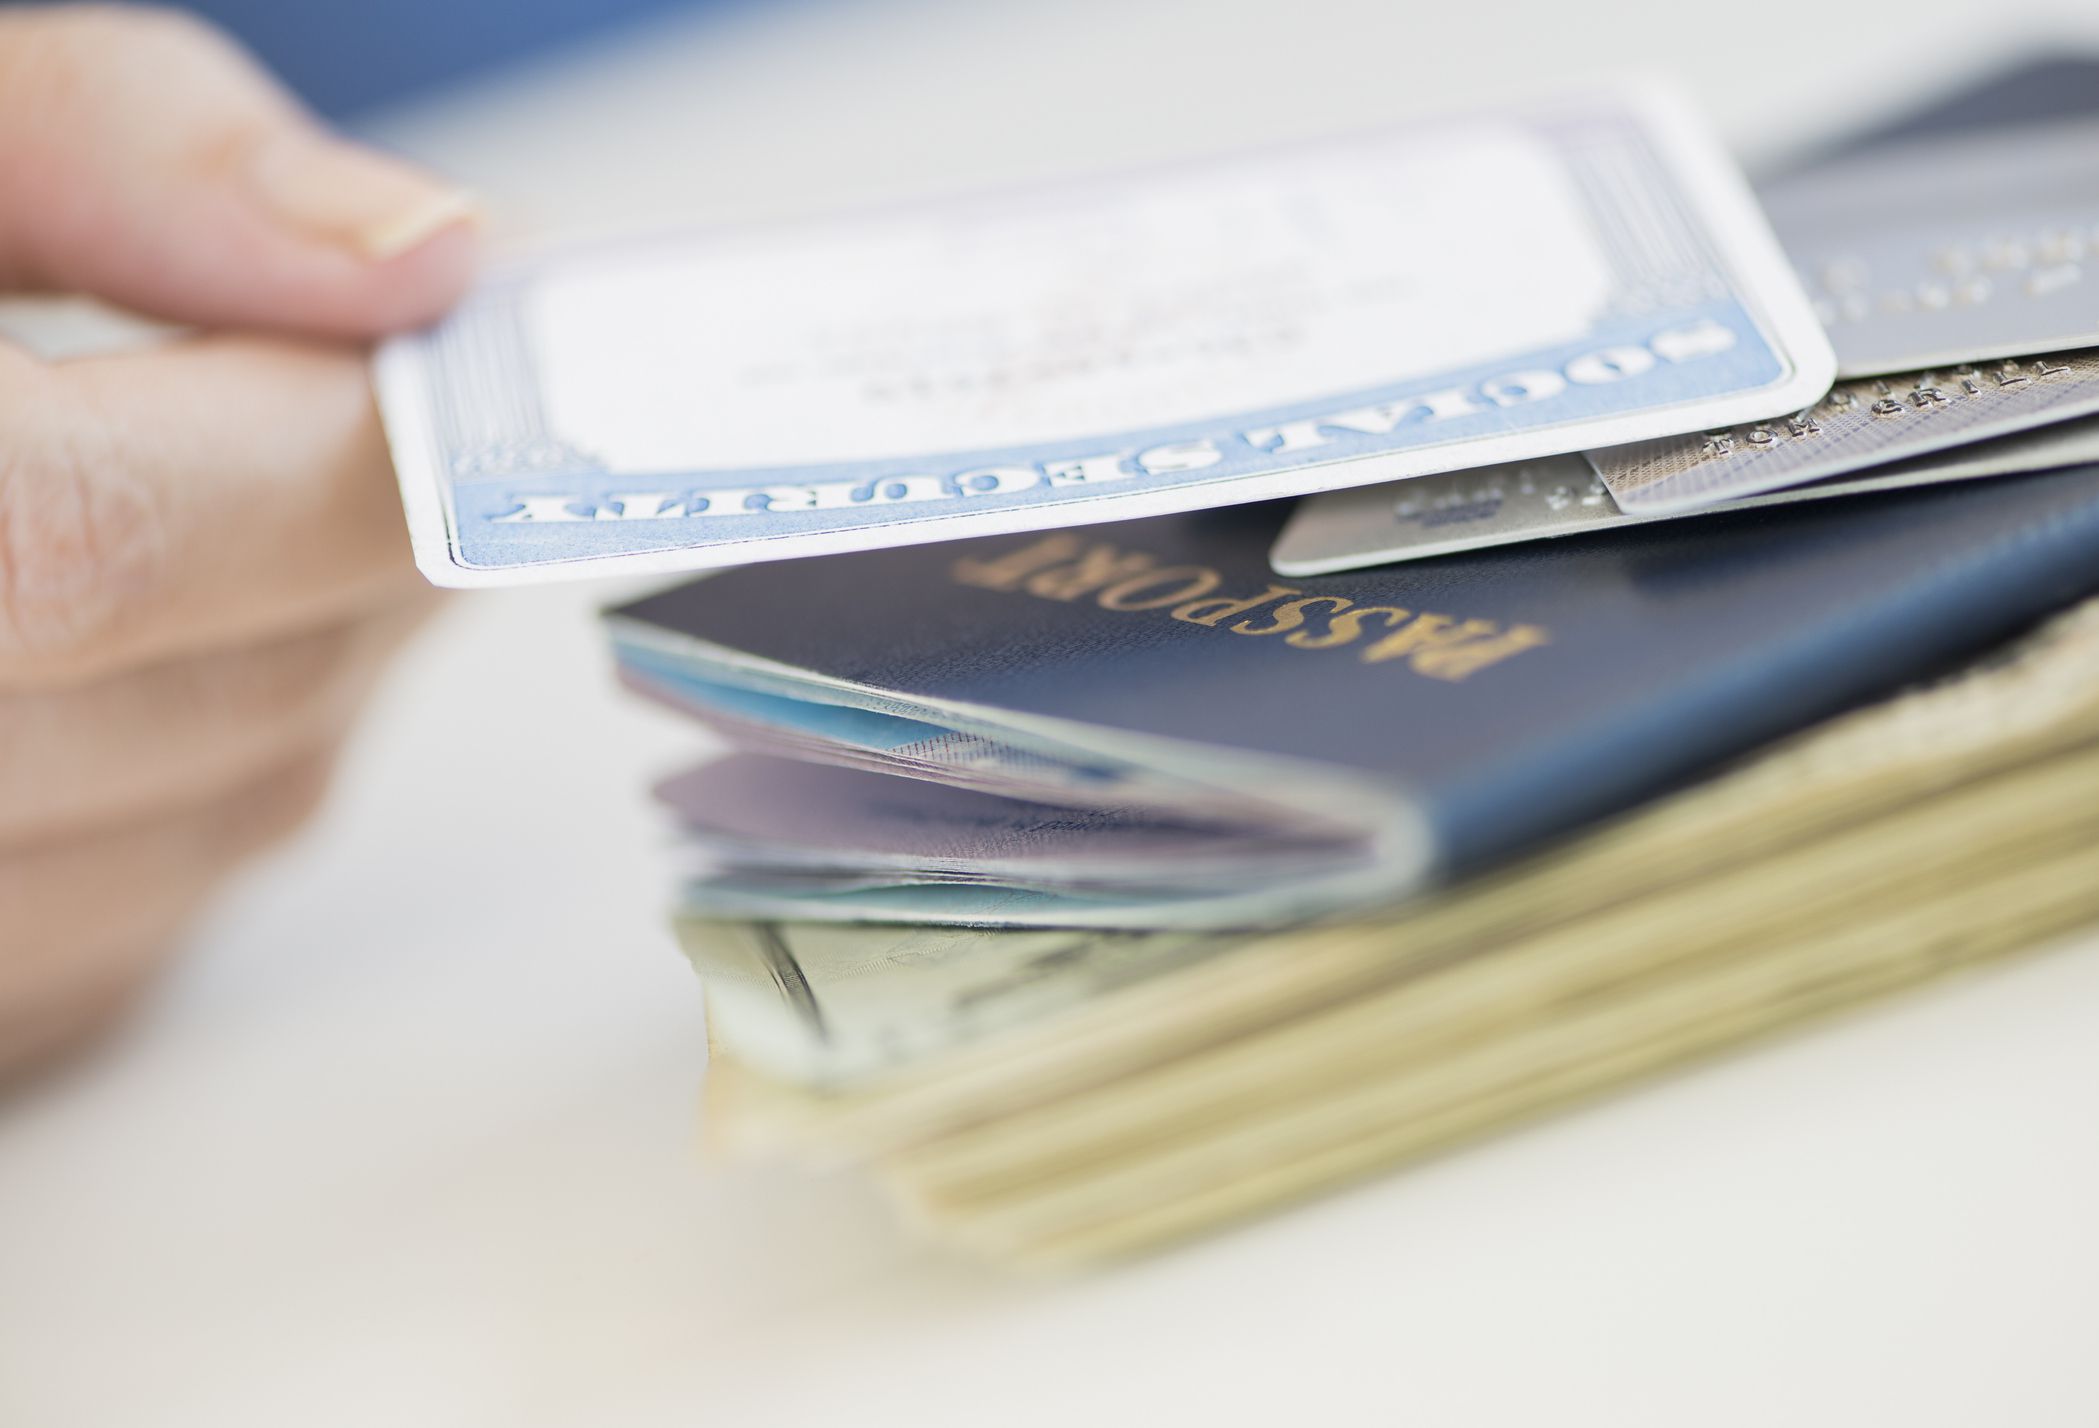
377 84 1832 586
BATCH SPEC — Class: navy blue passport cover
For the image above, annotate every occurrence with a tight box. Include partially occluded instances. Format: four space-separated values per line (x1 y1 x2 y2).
614 468 2099 878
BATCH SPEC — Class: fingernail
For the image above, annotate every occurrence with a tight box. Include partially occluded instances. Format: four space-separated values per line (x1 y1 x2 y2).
248 130 479 261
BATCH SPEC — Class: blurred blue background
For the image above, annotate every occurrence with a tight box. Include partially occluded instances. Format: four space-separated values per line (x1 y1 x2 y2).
166 0 715 117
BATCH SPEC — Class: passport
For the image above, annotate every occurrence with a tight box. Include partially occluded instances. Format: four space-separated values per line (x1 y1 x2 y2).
609 464 2099 927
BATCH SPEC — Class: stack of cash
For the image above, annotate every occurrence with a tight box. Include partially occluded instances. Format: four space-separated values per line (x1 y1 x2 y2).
375 59 2099 1264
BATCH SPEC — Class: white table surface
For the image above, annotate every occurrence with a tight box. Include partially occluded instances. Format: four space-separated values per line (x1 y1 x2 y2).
5 1 2099 1423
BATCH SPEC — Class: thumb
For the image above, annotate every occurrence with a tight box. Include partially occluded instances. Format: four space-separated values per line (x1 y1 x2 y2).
0 6 477 339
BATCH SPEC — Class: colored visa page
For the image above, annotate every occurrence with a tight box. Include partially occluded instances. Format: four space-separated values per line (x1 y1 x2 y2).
378 85 1831 586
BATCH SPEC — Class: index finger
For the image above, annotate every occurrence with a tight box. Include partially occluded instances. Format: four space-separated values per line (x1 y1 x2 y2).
0 336 430 689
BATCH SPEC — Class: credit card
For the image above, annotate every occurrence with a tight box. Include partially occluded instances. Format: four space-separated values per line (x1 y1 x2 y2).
1596 352 2099 513
377 85 1831 586
1762 118 2099 378
1272 58 2099 573
1767 57 2099 178
1269 417 2099 573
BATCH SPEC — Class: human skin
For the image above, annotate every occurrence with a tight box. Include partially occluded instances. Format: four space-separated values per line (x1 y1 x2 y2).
0 5 478 1079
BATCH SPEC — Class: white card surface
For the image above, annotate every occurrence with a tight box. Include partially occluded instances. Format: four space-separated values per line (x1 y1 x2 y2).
378 85 1831 586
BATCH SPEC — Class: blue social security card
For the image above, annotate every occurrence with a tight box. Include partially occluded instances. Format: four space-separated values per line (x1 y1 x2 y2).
376 84 1832 586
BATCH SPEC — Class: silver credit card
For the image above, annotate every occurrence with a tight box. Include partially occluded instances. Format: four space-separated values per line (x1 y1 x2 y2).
1762 119 2099 378
1594 352 2099 514
1269 417 2099 575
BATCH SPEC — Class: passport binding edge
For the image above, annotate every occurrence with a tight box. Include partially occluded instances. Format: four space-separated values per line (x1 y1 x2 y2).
605 608 1441 921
